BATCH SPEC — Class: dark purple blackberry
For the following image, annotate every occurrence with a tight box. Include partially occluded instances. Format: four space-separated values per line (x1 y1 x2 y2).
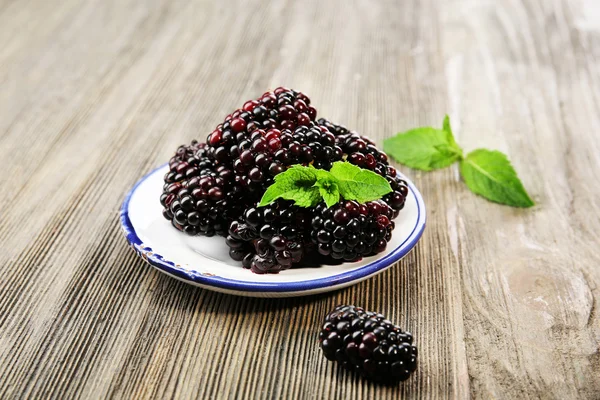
206 88 316 167
318 119 409 218
319 305 417 384
160 141 247 236
317 118 349 136
233 124 345 195
381 166 410 218
226 200 310 273
310 200 394 262
206 88 320 198
280 125 344 170
335 130 389 176
162 140 213 186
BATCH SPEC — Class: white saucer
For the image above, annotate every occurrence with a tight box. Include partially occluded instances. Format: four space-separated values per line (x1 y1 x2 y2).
120 164 426 297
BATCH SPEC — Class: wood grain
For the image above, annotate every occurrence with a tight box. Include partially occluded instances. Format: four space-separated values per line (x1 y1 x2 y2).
1 0 599 398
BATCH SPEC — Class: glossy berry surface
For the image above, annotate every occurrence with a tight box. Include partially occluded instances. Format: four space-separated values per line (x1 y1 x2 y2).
310 200 395 261
226 200 311 274
319 305 418 384
205 87 317 197
160 141 247 236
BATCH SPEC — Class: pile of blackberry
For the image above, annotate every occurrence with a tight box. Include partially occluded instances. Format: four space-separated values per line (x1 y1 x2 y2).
159 88 410 272
320 305 418 384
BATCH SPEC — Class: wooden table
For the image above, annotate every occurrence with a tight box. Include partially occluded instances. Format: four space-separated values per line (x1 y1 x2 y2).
1 0 599 398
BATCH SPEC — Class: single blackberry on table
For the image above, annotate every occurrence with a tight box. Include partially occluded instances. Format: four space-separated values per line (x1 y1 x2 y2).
226 200 311 274
160 141 247 236
319 305 417 384
310 200 395 262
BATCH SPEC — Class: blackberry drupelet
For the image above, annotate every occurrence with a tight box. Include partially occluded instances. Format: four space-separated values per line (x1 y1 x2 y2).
160 141 247 236
310 200 395 262
319 305 418 384
226 200 311 274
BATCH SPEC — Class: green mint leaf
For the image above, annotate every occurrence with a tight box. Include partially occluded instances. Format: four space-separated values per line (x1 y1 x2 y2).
318 186 340 208
384 126 462 171
258 165 321 207
314 174 340 208
330 161 392 203
329 161 362 180
442 115 461 154
434 143 462 158
460 149 534 208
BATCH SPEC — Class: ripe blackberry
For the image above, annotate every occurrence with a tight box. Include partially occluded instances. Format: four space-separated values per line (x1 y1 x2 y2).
233 124 345 195
310 200 394 262
206 87 316 168
162 140 213 186
317 118 349 136
318 119 409 217
382 166 410 218
319 305 417 384
226 200 310 273
160 141 246 236
281 124 344 170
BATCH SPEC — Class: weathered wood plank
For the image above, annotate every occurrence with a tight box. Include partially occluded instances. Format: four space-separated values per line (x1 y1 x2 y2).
0 0 598 398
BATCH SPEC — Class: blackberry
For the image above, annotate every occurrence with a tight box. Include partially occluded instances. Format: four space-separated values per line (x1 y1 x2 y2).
160 141 246 236
318 119 409 217
162 140 212 186
233 124 344 195
206 87 316 169
226 200 310 273
382 166 410 218
319 305 417 384
317 118 349 137
280 124 344 170
310 200 394 262
334 130 389 176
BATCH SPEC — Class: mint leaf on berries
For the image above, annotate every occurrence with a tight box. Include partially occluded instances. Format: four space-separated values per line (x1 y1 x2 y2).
460 149 534 208
384 119 462 171
258 162 392 208
329 162 392 203
315 182 340 208
258 165 321 207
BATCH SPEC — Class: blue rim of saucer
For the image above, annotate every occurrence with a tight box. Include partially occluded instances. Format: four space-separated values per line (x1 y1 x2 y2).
120 164 426 293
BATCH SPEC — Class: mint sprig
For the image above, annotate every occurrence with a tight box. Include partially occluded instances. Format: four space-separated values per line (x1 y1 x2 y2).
460 149 534 208
384 116 534 208
259 165 322 207
258 162 392 208
329 162 394 203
